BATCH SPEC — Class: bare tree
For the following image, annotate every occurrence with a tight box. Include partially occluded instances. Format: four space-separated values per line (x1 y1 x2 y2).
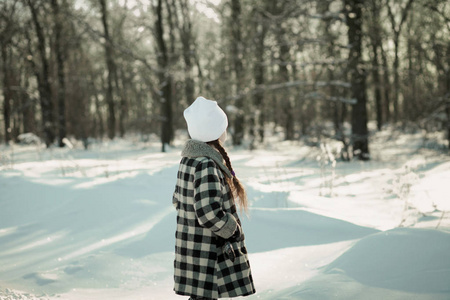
0 0 445 154
249 2 269 146
51 0 67 147
0 1 19 144
386 0 414 123
99 0 116 140
230 0 245 145
27 0 55 147
276 27 295 141
153 0 174 152
345 0 370 160
176 0 195 105
368 0 383 130
380 42 391 123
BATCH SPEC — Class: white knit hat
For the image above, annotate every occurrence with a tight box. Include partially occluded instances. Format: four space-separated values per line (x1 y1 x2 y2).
184 96 228 142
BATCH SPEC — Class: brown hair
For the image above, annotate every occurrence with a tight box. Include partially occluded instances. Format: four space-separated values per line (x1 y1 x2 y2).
207 139 248 212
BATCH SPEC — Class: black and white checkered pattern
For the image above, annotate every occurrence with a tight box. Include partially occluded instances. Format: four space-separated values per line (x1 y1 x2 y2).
173 151 255 299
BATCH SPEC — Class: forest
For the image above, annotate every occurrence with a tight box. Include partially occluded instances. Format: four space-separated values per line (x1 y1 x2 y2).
0 0 449 158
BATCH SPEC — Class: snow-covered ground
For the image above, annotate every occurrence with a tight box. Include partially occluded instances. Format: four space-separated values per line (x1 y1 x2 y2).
0 130 449 300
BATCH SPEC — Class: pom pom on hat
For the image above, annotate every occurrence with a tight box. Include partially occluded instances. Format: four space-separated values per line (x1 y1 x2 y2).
184 96 228 142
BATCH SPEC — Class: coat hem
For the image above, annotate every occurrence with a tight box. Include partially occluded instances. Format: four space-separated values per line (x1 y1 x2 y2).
174 290 256 298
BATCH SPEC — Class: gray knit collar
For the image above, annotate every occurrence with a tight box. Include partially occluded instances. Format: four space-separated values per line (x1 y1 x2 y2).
181 139 232 178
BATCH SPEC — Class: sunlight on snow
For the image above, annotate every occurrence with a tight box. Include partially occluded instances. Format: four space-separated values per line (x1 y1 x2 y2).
243 154 293 167
0 226 18 238
61 207 173 261
0 130 449 299
0 232 67 256
74 171 140 189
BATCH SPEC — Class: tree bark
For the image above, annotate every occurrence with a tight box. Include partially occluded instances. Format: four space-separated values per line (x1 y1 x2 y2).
386 0 414 123
99 0 116 140
277 32 294 140
446 101 450 151
154 0 173 152
1 44 11 144
447 44 450 150
319 1 342 136
28 0 55 147
345 0 370 160
380 42 391 123
231 0 245 145
22 74 36 134
372 44 383 130
51 0 67 147
406 30 417 121
392 37 400 122
250 7 268 146
177 0 195 104
369 0 383 130
118 68 129 138
89 72 105 139
271 1 294 141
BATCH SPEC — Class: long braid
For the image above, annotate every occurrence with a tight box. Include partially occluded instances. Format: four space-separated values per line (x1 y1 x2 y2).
208 140 248 212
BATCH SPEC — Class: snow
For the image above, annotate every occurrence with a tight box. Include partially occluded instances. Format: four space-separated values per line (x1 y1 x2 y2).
0 130 449 300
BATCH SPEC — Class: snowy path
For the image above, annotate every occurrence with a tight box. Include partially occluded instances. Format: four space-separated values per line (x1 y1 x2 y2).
1 135 449 299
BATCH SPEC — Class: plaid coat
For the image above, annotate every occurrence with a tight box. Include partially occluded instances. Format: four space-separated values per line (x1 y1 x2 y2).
173 140 256 299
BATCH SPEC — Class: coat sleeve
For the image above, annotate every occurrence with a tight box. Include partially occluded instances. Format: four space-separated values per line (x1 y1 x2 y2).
193 159 237 239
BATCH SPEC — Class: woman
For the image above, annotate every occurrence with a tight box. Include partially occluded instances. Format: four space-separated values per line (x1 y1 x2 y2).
173 97 256 300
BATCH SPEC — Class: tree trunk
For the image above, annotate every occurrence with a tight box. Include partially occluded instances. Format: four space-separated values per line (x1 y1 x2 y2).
387 0 414 123
115 66 127 138
405 33 416 121
0 0 19 143
372 43 383 130
270 4 295 141
231 0 245 146
28 0 55 147
22 75 36 134
447 44 450 151
393 37 400 122
445 43 450 151
380 43 391 123
154 0 173 152
446 102 450 151
250 8 267 147
1 44 11 144
51 0 67 147
165 0 176 56
278 34 294 141
369 0 383 130
178 0 195 104
345 0 370 160
90 73 105 139
430 35 450 150
320 1 343 136
99 0 116 140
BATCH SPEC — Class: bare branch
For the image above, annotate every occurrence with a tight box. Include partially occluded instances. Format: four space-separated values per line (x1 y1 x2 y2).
304 91 357 105
220 80 353 103
386 0 415 34
62 7 162 75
